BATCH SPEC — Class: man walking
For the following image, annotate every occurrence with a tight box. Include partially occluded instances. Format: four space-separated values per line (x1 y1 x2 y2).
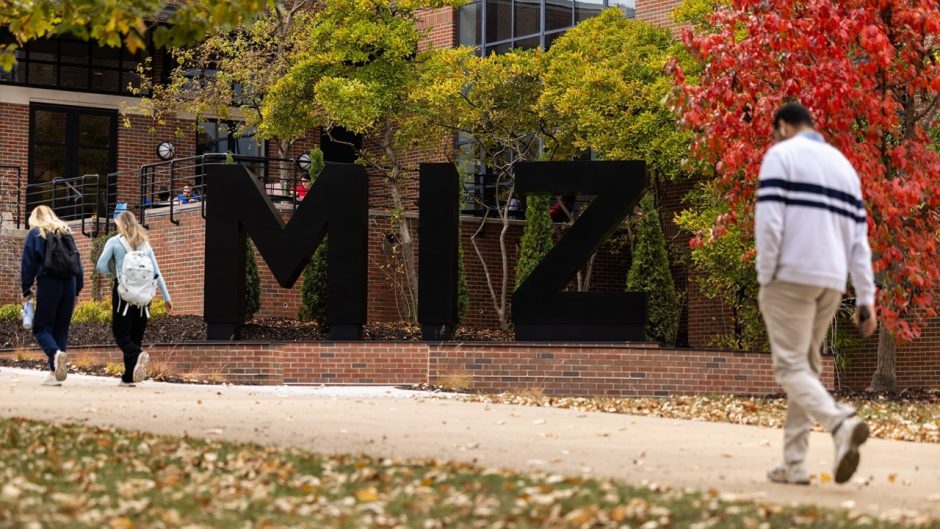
756 102 878 485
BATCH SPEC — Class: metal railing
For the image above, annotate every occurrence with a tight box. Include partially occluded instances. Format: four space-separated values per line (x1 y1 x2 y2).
22 173 116 237
138 154 306 227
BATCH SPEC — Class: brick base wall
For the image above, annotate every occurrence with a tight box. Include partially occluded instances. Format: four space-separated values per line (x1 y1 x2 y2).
0 342 822 396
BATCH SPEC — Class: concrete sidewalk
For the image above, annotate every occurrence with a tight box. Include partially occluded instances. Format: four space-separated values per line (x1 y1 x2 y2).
2 367 938 520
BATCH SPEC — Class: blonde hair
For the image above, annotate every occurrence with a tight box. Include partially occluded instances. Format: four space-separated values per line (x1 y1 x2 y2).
115 211 149 249
28 205 70 238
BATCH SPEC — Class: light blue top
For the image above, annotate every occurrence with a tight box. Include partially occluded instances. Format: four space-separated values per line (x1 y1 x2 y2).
95 235 171 302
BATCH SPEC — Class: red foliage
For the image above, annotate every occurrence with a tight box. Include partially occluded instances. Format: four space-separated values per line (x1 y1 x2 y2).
675 0 940 342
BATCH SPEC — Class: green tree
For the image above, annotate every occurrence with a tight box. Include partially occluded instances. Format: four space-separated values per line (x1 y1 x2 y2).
263 0 460 321
0 0 272 71
540 8 693 185
298 148 329 328
412 48 551 329
515 194 554 288
627 195 679 345
132 1 315 169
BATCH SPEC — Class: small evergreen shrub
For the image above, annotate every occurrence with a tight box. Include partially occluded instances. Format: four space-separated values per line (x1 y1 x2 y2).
626 194 680 345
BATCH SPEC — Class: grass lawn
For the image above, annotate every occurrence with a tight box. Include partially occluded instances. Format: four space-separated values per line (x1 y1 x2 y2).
461 393 940 444
0 417 937 528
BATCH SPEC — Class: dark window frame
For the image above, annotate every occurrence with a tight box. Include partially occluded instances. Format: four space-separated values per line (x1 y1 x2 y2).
459 0 635 53
0 28 170 96
27 103 118 219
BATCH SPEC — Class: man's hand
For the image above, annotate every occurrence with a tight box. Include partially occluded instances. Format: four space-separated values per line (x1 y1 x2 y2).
855 305 877 338
165 301 174 313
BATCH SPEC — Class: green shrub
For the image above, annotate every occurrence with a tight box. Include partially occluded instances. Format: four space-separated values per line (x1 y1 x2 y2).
245 242 261 322
150 299 169 321
0 303 21 322
299 240 329 328
89 232 117 301
626 194 680 345
515 194 554 287
72 300 112 324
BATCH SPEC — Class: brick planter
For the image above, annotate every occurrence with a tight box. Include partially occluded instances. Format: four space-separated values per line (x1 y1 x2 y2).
0 342 832 396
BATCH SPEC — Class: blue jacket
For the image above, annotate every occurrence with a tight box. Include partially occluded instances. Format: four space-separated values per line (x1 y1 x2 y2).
96 235 171 302
21 228 84 297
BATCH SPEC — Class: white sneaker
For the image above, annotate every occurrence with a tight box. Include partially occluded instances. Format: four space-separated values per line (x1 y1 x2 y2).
133 352 150 383
767 462 810 485
118 381 136 388
41 373 62 387
833 417 870 484
53 351 68 382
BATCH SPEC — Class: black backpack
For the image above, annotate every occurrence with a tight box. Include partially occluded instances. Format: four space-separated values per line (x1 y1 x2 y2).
44 232 82 278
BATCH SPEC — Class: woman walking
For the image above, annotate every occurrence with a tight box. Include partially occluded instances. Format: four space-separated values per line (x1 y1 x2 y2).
96 211 172 386
21 205 83 386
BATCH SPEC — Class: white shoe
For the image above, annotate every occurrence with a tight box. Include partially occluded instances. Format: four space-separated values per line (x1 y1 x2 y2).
767 462 810 485
133 352 150 383
833 417 870 484
53 351 68 382
118 381 136 387
41 373 62 387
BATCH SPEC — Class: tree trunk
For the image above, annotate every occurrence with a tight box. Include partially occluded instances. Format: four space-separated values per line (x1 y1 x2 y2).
388 178 419 321
868 327 897 392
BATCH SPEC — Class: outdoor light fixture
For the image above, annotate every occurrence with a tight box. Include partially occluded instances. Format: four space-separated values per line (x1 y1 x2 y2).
297 153 312 171
157 141 175 161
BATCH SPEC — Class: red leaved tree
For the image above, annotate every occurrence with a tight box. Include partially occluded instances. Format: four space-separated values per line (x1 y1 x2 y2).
674 0 940 390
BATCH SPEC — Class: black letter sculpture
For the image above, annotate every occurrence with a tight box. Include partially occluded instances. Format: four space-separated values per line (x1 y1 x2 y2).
511 160 648 341
204 163 368 340
418 163 460 340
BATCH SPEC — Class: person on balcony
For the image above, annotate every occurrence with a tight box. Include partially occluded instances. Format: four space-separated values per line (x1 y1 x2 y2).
176 185 202 204
295 177 312 200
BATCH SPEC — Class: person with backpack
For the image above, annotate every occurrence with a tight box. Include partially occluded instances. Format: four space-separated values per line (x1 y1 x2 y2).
21 205 84 387
96 211 172 386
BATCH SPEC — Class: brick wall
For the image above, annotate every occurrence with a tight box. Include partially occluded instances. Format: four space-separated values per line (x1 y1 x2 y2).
636 0 684 32
0 341 823 396
0 103 29 225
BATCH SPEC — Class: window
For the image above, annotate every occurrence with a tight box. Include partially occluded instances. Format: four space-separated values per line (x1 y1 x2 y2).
0 28 169 95
458 0 634 53
196 121 263 157
27 104 117 220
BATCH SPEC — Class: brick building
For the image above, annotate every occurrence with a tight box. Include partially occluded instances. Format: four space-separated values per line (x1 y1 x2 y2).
1 0 937 390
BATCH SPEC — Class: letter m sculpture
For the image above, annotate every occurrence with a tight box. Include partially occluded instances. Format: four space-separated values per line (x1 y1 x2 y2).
203 163 368 340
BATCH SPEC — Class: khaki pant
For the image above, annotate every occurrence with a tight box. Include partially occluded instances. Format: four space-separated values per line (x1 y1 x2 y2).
759 281 855 464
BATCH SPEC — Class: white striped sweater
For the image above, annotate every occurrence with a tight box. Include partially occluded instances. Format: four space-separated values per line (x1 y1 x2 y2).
755 131 876 306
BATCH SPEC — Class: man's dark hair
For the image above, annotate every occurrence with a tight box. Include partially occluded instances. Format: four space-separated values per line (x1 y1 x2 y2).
773 102 814 129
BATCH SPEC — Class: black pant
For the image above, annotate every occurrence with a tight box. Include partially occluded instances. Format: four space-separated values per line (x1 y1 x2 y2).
112 282 149 382
33 275 77 370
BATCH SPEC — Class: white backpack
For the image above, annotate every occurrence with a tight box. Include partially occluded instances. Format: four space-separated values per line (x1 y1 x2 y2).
117 236 157 316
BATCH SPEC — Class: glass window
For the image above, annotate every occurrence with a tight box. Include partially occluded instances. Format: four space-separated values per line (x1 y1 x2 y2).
545 30 567 49
28 63 56 86
60 40 90 65
575 0 604 21
485 0 512 43
60 66 88 89
607 0 635 18
458 2 482 47
545 0 573 31
514 0 541 37
485 42 512 56
0 30 166 95
514 35 541 49
197 120 262 156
